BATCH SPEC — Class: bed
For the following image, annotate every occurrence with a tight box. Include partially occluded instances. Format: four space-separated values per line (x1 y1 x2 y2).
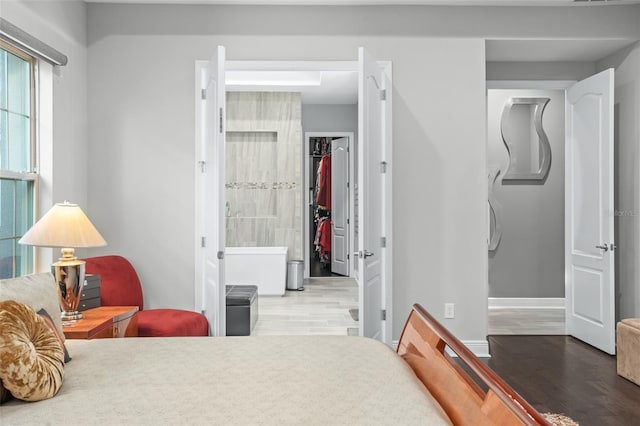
0 303 549 425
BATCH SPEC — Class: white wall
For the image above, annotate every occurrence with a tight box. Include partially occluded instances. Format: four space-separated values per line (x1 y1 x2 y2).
302 104 357 135
597 42 640 320
486 61 596 81
2 0 89 264
85 4 640 342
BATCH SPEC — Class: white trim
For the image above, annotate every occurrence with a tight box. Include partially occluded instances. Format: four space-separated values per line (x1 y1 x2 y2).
194 59 207 312
460 340 491 358
381 60 393 346
35 60 53 271
488 297 565 309
391 339 491 358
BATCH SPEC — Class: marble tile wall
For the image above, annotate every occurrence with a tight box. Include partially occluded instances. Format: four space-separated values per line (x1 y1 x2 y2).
225 92 303 260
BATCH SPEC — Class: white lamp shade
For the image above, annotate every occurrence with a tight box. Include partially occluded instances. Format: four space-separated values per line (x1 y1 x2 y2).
19 202 107 248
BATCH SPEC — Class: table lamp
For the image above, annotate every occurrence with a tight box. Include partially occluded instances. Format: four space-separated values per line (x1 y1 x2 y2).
19 201 107 321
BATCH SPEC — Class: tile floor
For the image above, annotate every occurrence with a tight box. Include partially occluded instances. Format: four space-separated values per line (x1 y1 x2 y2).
252 276 359 336
253 277 566 336
488 308 566 335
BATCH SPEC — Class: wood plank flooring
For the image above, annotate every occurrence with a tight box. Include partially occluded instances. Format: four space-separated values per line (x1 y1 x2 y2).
488 335 640 425
252 277 358 336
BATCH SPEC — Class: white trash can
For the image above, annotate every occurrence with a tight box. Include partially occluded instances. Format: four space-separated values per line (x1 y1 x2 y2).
287 260 304 291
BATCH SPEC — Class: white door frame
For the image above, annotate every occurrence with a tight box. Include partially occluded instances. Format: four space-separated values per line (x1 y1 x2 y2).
304 132 355 279
195 56 393 344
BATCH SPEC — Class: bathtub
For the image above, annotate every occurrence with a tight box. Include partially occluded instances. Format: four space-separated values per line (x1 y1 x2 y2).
225 247 289 296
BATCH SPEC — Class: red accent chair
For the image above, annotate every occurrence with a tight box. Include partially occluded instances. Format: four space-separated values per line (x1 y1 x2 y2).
84 255 209 337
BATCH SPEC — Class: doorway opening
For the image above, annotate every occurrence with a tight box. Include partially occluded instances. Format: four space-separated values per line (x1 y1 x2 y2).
224 62 359 336
305 132 354 278
195 49 393 344
486 74 617 355
486 82 569 337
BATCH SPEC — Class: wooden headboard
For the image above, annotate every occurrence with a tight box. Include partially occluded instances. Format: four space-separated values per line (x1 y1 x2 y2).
397 304 550 426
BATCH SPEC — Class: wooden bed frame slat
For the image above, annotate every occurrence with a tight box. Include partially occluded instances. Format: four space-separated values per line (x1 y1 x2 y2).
397 304 550 426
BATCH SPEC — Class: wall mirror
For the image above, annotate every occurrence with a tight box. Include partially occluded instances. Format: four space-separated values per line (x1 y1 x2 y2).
500 97 551 181
488 168 502 252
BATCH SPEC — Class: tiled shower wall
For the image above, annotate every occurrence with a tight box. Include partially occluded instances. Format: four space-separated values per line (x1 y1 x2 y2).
225 92 302 260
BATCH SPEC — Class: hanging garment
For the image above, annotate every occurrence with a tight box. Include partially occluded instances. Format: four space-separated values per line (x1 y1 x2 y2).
314 217 332 263
316 154 332 210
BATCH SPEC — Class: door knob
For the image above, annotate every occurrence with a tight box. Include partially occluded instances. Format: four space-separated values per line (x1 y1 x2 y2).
353 250 375 258
596 244 609 252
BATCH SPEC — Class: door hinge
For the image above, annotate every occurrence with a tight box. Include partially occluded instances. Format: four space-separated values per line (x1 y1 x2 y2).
380 161 387 174
380 89 386 101
219 107 224 133
347 253 350 260
198 161 206 173
381 309 387 321
217 251 224 260
380 237 386 248
201 88 206 100
347 218 350 225
201 236 206 248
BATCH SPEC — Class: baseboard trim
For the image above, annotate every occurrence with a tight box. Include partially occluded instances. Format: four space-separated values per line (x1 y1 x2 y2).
391 339 490 358
488 297 565 309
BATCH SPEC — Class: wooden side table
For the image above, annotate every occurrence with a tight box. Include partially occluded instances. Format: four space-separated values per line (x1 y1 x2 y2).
62 306 139 339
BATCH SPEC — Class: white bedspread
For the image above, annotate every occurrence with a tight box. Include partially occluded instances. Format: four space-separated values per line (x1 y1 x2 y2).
1 335 451 425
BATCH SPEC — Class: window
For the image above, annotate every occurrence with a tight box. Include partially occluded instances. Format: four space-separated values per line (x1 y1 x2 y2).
0 40 37 279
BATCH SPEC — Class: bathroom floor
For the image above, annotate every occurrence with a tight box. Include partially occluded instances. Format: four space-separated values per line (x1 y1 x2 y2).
252 277 358 336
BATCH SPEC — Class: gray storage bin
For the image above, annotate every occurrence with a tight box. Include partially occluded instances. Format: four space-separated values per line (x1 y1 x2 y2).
287 260 304 291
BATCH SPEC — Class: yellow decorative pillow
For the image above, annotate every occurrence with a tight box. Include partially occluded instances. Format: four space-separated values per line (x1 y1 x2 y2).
0 300 65 401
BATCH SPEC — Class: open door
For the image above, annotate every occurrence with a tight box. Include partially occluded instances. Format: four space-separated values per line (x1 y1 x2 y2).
565 68 615 354
331 137 349 276
197 46 226 336
358 47 388 343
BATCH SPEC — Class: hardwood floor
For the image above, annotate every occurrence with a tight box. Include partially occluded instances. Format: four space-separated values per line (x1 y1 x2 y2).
488 335 640 425
252 277 358 336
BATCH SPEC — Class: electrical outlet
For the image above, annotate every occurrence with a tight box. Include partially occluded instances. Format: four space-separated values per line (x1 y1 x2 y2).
444 303 455 319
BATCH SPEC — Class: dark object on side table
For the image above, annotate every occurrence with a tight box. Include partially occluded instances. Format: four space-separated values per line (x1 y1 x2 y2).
226 285 258 336
78 274 101 311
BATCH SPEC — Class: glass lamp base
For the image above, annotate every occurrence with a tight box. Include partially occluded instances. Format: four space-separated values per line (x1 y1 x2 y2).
52 257 86 323
61 311 83 321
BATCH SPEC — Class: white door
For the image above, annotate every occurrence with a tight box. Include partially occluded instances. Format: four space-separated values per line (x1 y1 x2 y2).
358 47 386 342
331 137 349 276
565 68 615 354
199 46 226 336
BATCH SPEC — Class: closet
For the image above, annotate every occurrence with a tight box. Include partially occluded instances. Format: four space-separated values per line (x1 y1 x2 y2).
308 135 349 277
